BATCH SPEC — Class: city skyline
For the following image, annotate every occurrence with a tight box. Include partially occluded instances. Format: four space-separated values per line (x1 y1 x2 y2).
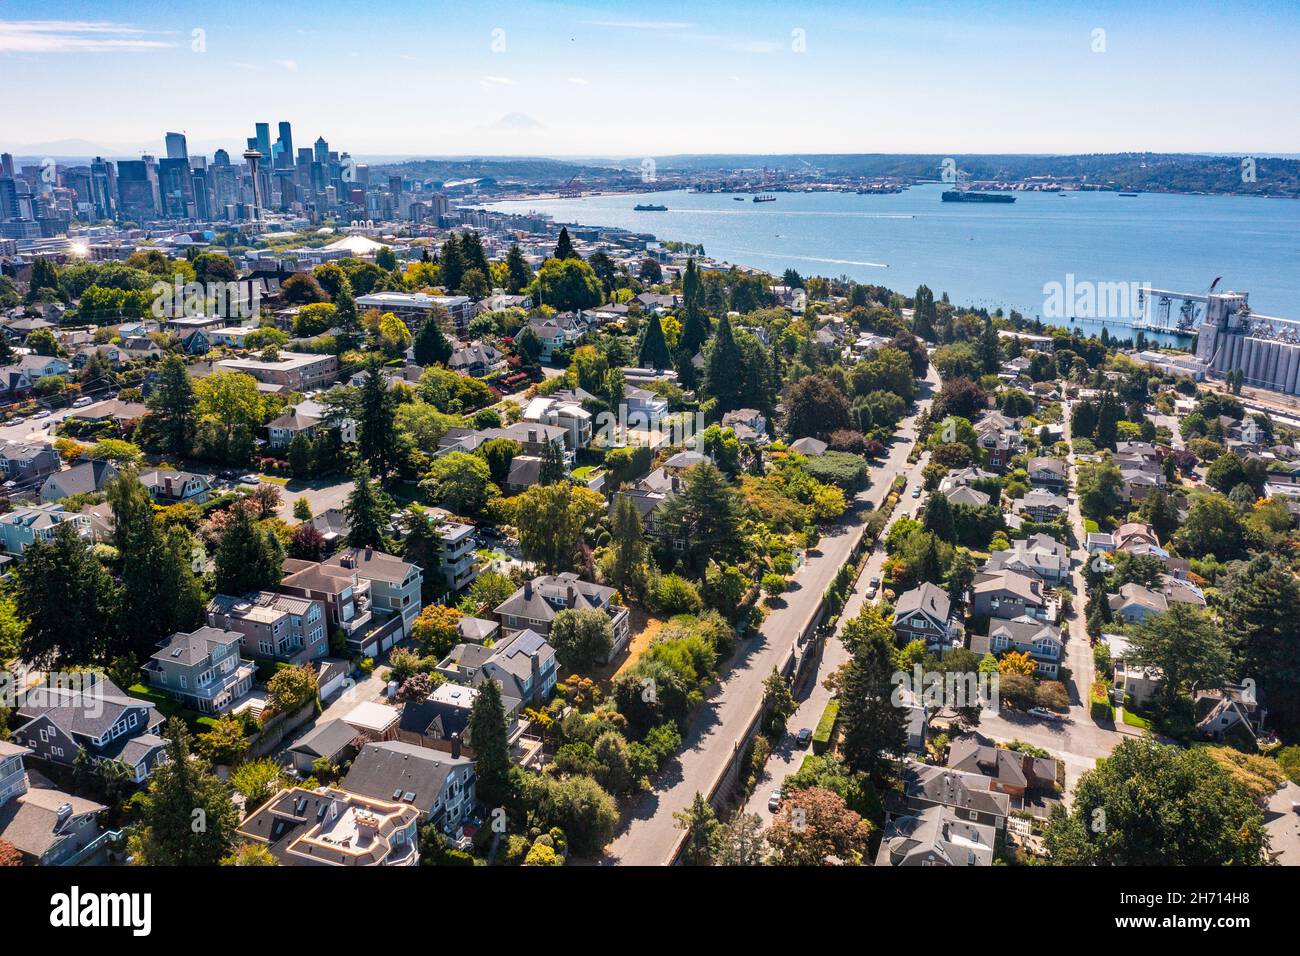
3 0 1300 156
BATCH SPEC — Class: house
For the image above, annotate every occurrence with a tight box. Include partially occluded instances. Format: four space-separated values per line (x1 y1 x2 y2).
397 681 523 756
14 354 70 381
306 508 349 549
207 591 329 665
12 676 168 784
458 616 499 644
64 398 147 431
1026 456 1068 490
944 485 991 508
235 786 421 866
144 626 257 716
437 627 559 706
0 504 93 557
525 312 587 361
322 547 424 641
521 395 593 450
947 738 1060 801
892 582 961 651
342 740 475 832
287 718 364 775
788 436 828 456
341 700 402 743
140 469 210 505
0 439 61 485
279 559 378 650
969 617 1064 678
447 340 506 377
970 569 1052 622
983 533 1070 585
1084 532 1116 554
938 466 997 494
978 428 1021 471
0 742 106 866
416 508 478 594
0 366 33 400
623 384 669 426
266 399 329 449
1102 632 1161 707
1113 522 1161 553
39 459 118 503
891 760 1011 832
1107 582 1167 624
1195 684 1268 744
721 408 768 444
495 572 630 663
1009 489 1068 522
875 804 997 866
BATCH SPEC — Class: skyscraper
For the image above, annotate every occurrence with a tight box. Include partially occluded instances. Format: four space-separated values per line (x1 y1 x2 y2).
165 132 189 161
254 123 272 159
116 159 159 220
275 122 294 169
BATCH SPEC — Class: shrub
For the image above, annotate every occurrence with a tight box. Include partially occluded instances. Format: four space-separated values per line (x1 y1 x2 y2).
1090 681 1114 722
812 698 840 755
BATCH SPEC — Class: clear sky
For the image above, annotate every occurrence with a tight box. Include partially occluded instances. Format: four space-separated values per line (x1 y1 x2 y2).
4 0 1299 159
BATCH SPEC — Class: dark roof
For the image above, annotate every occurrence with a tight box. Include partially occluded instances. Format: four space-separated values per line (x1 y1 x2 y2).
289 718 362 760
341 740 472 817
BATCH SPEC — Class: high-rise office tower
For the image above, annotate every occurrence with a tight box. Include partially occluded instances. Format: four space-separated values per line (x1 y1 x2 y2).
275 122 294 169
254 123 271 159
165 131 189 160
313 136 329 163
0 154 14 178
116 159 159 220
158 157 195 218
90 157 116 220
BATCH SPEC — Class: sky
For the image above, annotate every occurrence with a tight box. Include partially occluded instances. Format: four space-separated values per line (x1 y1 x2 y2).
3 0 1300 159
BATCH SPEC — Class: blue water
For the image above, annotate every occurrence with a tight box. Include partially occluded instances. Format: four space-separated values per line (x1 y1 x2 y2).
485 184 1300 346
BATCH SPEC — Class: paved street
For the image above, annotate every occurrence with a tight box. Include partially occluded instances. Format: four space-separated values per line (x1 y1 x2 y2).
970 399 1124 793
602 367 937 864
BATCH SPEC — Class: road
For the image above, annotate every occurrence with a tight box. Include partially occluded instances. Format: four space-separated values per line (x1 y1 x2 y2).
968 398 1124 793
741 444 934 821
602 366 938 865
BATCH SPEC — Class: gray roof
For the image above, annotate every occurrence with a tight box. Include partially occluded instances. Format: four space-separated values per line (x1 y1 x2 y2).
877 804 996 866
150 626 243 666
42 459 118 498
894 582 952 626
495 572 616 623
341 740 472 817
457 616 499 643
788 436 828 456
0 785 105 861
16 676 161 741
289 718 363 760
902 762 1011 820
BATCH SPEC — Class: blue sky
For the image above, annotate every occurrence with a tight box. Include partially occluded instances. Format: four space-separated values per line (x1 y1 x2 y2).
3 0 1299 158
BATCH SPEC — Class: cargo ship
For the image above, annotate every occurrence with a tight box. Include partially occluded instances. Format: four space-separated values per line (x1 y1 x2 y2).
752 194 776 203
941 190 1016 204
634 203 667 211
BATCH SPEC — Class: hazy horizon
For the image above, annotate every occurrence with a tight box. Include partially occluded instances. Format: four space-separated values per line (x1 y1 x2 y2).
3 0 1298 158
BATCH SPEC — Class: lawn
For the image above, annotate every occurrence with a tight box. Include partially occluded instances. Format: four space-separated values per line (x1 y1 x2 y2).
1121 707 1152 730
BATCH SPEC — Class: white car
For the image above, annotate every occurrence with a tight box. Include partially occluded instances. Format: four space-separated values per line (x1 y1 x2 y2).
238 474 261 485
33 410 50 419
1028 707 1063 721
911 485 922 498
767 790 783 812
72 396 94 408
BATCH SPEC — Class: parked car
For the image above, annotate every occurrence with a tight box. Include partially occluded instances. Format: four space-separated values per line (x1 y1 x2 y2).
911 485 922 498
238 474 261 484
33 410 50 419
72 396 94 408
768 790 783 812
1028 706 1063 721
796 728 813 747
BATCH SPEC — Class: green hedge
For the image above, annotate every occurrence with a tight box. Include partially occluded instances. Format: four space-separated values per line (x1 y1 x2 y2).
1090 681 1114 722
128 682 218 731
812 698 840 755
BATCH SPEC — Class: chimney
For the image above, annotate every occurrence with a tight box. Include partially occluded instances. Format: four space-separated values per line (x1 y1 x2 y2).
523 580 533 599
450 732 462 759
55 802 73 832
567 585 577 608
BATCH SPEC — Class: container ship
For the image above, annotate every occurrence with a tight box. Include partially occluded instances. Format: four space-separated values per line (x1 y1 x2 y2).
634 203 667 211
941 190 1016 204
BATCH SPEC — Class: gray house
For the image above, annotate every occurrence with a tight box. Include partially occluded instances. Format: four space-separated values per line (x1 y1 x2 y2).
342 740 476 833
40 459 119 503
144 626 257 715
892 582 961 651
12 676 168 784
0 741 106 866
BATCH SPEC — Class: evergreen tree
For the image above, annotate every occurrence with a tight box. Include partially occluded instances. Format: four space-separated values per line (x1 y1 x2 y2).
15 522 119 667
673 792 720 866
837 609 907 779
538 437 567 486
678 258 709 356
608 495 647 598
128 718 241 866
468 676 511 810
333 277 362 351
108 470 204 659
440 233 465 293
911 285 936 341
504 243 532 294
638 312 672 370
144 354 197 457
656 460 742 570
459 230 491 279
26 256 60 302
412 307 453 366
979 315 1001 374
356 361 401 480
922 491 957 543
345 465 392 550
703 312 743 413
553 226 577 260
213 504 283 596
